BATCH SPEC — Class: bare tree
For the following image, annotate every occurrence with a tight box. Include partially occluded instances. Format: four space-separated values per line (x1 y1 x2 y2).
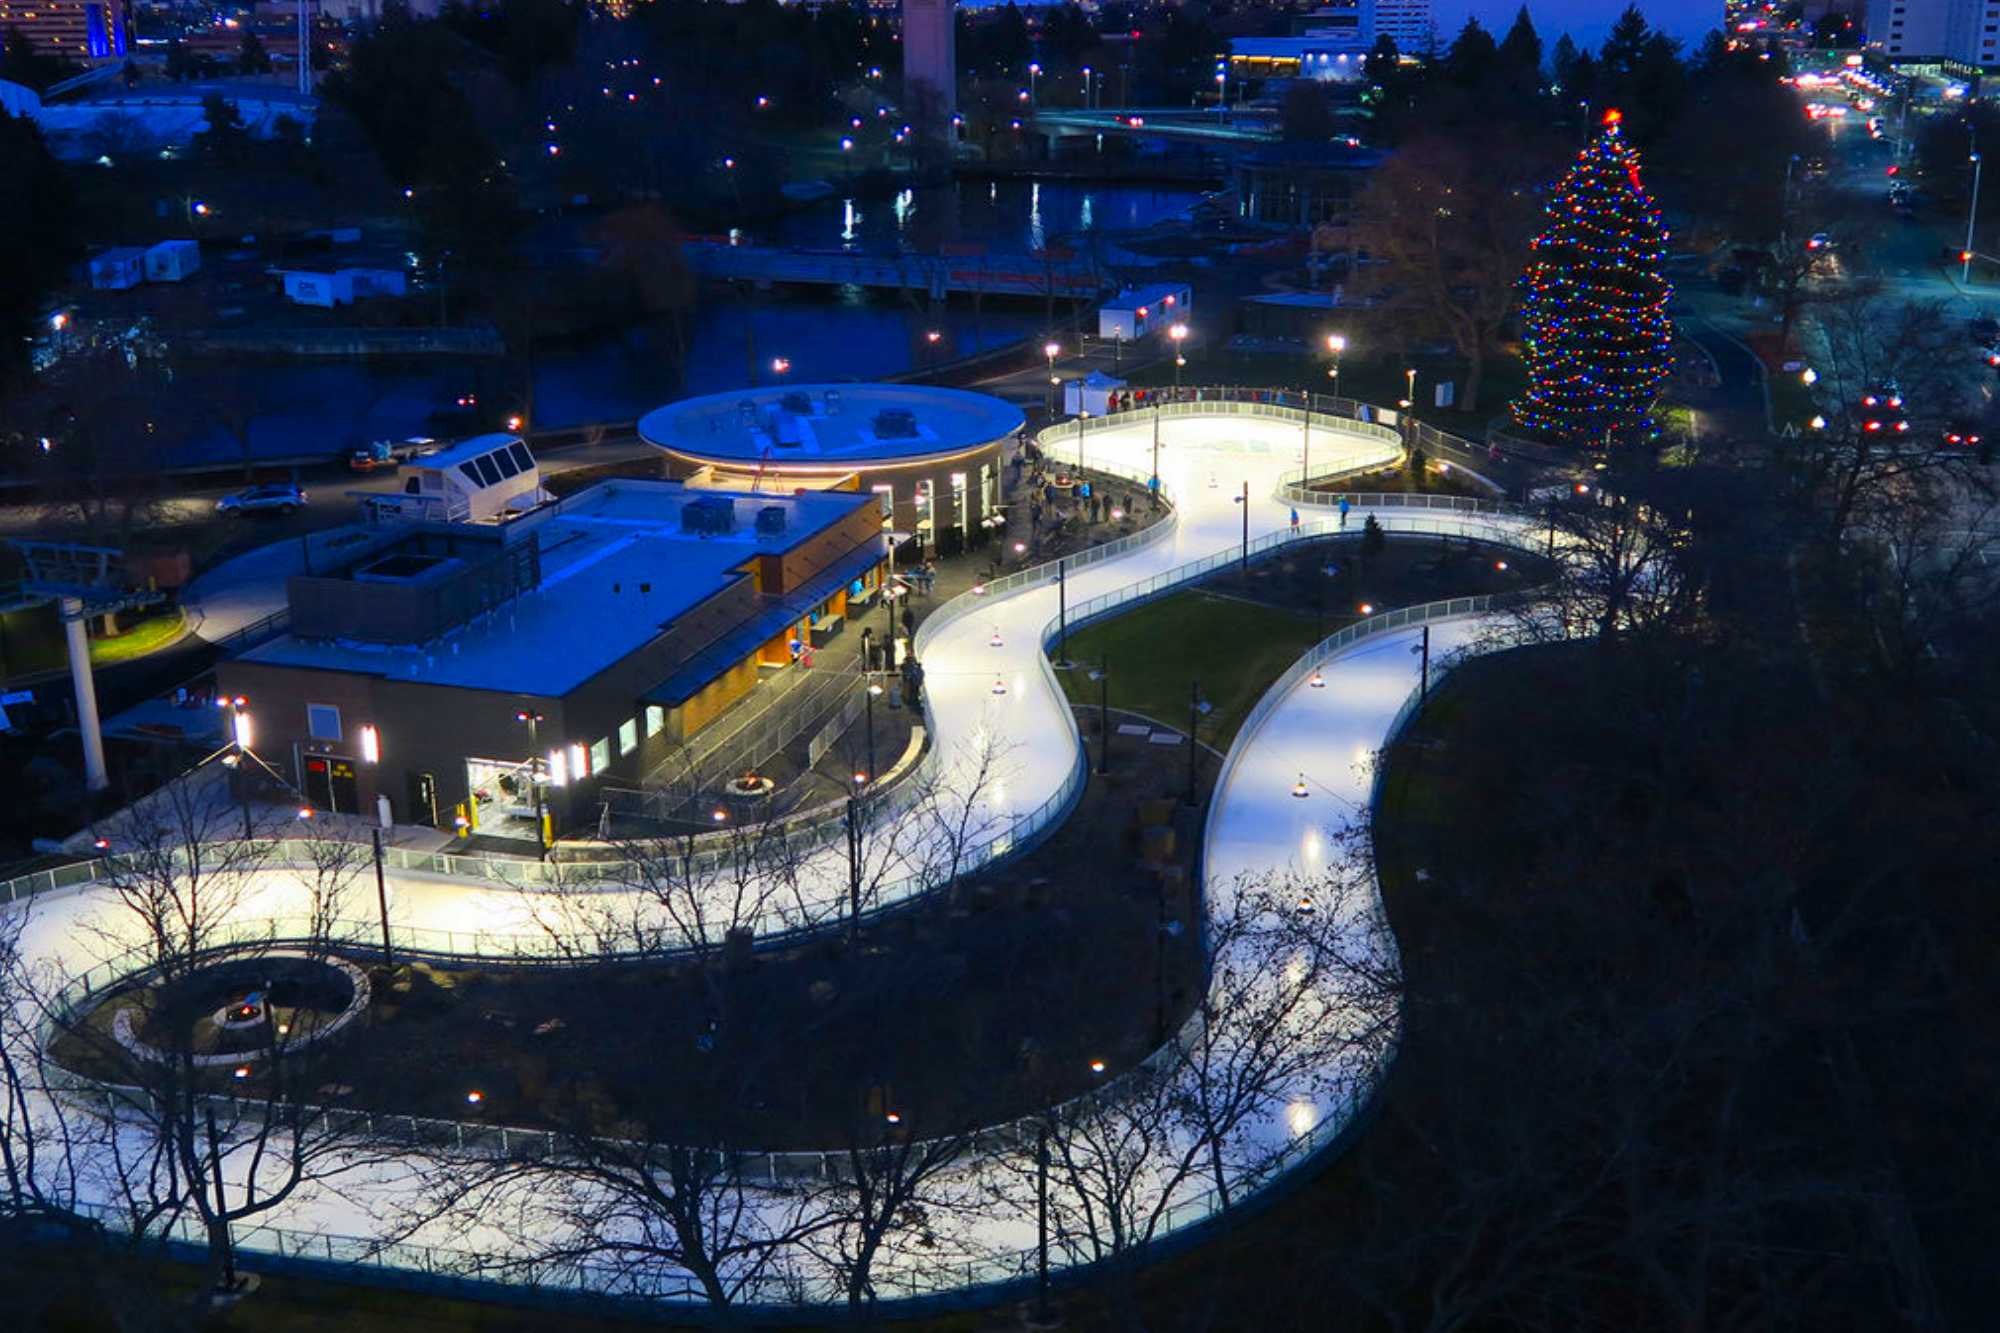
1512 473 1705 647
49 772 385 1306
1349 128 1559 412
1796 294 1974 548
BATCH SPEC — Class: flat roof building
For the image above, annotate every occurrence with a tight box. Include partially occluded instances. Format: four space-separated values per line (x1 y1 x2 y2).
639 383 1023 557
218 480 889 840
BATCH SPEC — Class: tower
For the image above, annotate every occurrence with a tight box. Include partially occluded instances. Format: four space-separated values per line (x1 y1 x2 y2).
903 0 956 141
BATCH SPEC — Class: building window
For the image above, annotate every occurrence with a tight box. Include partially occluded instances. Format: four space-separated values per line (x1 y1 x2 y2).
645 705 665 737
307 703 342 742
590 737 611 772
618 718 638 755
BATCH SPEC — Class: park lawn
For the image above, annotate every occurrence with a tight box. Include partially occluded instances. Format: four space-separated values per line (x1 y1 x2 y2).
1052 590 1322 748
88 607 187 665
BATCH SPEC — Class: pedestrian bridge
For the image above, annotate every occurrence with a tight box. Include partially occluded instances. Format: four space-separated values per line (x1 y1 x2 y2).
681 242 1109 300
1032 108 1279 145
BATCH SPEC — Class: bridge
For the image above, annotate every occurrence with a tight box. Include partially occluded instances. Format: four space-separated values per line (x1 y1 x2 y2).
1032 108 1280 145
680 243 1109 300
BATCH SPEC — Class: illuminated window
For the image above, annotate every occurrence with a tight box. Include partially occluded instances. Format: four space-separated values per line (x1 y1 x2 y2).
618 718 638 755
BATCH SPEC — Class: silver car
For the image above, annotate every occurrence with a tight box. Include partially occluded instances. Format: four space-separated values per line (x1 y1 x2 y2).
216 484 307 515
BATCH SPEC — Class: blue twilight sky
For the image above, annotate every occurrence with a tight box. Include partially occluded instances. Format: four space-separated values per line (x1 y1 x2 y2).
1434 1 1720 54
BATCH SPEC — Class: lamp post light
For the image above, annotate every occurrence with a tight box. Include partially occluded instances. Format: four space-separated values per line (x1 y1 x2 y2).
1325 333 1346 398
1169 323 1189 392
1045 340 1061 417
1028 60 1040 109
865 681 883 785
1405 365 1417 407
217 694 257 839
1082 66 1095 109
515 710 547 857
1966 149 1983 285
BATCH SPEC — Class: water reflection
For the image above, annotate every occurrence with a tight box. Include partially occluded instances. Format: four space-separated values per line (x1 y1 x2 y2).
167 180 1200 466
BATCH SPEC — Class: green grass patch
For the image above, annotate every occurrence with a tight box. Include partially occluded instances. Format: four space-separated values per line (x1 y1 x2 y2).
1052 590 1321 747
88 607 187 665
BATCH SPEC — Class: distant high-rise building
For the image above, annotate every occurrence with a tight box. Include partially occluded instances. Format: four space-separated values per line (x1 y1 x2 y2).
1369 0 1433 54
1866 0 2000 69
0 0 129 59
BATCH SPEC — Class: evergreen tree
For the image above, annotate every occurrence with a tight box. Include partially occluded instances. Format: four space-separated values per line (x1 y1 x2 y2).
0 108 77 387
1496 6 1543 100
1511 110 1674 448
1444 18 1496 88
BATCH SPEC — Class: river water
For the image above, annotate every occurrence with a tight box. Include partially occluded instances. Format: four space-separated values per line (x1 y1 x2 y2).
178 180 1203 469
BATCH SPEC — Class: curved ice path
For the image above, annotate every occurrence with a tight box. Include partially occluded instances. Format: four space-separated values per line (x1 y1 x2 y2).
5 411 1541 1304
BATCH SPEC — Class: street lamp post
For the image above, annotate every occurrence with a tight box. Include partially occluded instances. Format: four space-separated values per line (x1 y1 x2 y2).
865 681 883 785
1169 323 1188 393
1045 340 1061 418
515 710 547 856
1966 149 1984 286
1028 61 1040 110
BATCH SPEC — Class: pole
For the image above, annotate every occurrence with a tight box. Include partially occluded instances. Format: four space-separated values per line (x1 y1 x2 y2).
1151 403 1161 488
1419 625 1431 702
1240 480 1249 575
206 1106 236 1293
846 795 861 940
61 598 108 793
1035 1128 1052 1320
372 829 394 967
1966 147 1983 286
1057 559 1068 665
523 713 546 858
1096 655 1110 776
1301 386 1310 493
1184 678 1199 806
865 685 877 781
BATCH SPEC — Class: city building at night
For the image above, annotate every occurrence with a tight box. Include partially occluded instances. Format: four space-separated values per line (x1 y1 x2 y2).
639 383 1022 556
0 0 128 58
216 481 888 836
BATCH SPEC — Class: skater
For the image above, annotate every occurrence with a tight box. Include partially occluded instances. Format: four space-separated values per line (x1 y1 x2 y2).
1289 507 1301 535
1338 495 1351 529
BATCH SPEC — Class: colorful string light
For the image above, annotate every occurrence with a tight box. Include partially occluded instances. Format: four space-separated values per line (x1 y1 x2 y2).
1511 110 1675 448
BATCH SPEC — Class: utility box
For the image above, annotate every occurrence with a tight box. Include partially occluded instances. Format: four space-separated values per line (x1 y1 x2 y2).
144 239 202 283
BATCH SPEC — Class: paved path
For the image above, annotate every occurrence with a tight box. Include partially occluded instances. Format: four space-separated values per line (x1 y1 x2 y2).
6 409 1550 1304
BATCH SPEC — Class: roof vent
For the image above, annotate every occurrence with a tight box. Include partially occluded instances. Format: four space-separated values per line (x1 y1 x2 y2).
755 505 788 537
873 408 919 439
682 495 737 536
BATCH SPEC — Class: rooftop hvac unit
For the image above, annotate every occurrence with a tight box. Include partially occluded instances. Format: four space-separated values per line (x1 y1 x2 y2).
779 390 813 415
682 495 738 536
755 505 789 537
823 389 843 414
873 408 919 438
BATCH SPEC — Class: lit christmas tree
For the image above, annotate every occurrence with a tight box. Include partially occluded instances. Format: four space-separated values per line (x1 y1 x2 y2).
1511 109 1674 448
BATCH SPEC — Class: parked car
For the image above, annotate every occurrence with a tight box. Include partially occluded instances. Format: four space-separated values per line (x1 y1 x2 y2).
348 436 439 473
1859 384 1909 436
216 484 307 516
1806 232 1835 251
1941 419 1984 448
